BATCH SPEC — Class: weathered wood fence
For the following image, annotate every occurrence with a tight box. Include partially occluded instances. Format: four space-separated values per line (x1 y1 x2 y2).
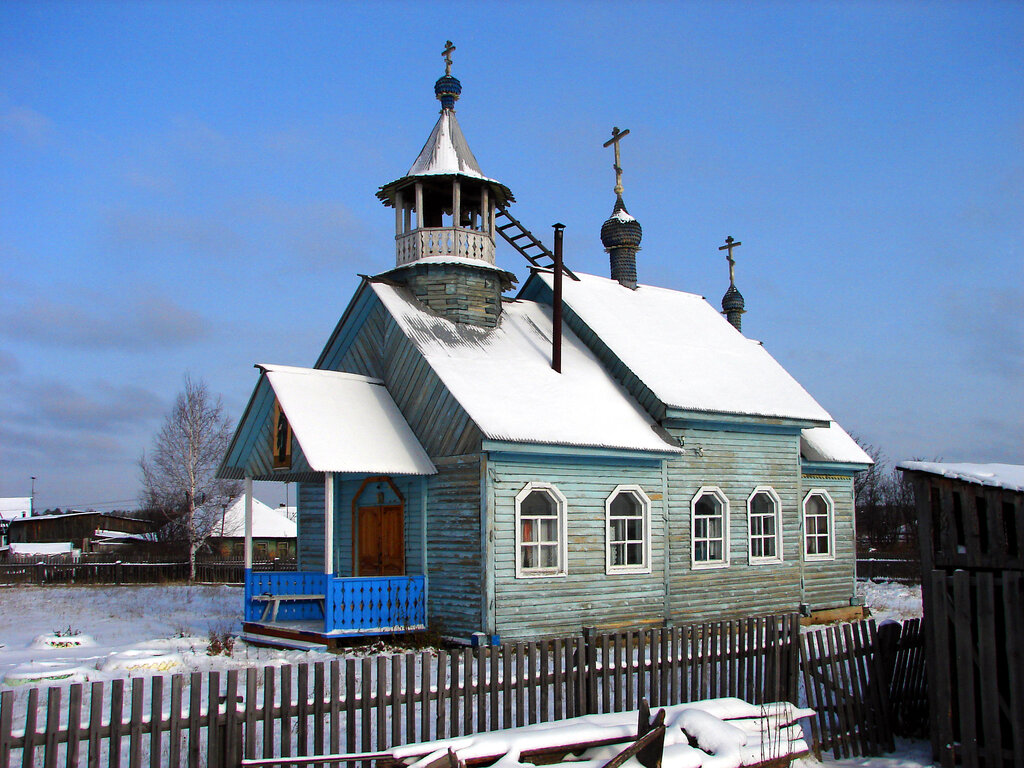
0 613 925 768
926 570 1024 768
0 560 296 586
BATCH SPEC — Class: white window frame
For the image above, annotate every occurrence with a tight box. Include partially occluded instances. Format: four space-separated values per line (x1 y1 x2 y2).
746 486 783 565
605 485 652 575
690 486 730 569
803 489 835 562
514 482 568 579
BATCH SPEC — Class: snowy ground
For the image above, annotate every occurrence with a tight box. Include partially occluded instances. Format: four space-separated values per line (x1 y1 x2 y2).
0 584 341 687
857 579 923 624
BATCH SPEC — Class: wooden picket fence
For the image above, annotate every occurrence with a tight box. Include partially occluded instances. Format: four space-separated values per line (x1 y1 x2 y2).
0 559 297 586
799 617 927 761
0 614 801 768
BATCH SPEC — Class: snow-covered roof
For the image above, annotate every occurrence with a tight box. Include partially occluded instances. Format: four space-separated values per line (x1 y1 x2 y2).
8 542 75 556
204 497 297 539
0 498 31 521
898 462 1024 492
535 272 832 424
260 364 436 475
407 109 490 180
372 282 680 454
801 422 873 465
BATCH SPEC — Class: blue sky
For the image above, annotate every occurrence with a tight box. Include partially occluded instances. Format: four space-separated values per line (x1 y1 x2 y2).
2 1 1021 511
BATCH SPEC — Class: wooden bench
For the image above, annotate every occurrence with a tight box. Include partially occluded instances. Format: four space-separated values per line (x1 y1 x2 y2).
250 593 326 623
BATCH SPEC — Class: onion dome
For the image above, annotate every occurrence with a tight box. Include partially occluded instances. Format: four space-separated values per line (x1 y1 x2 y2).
600 194 643 250
434 74 462 110
722 283 745 313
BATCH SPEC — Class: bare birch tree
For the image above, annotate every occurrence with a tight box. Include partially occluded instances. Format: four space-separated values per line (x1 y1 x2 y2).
140 375 239 579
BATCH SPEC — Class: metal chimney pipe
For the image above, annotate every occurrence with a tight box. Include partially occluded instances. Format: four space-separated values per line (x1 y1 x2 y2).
552 223 565 373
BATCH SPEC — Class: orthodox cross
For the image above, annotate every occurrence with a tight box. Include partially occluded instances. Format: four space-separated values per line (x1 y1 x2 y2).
719 236 742 285
603 126 631 195
442 41 456 76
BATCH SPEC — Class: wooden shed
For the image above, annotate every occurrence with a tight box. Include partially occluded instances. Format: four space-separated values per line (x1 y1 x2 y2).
898 461 1024 768
219 49 872 649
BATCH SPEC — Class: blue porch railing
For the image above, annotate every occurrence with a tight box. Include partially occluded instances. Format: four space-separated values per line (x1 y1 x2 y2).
244 571 426 635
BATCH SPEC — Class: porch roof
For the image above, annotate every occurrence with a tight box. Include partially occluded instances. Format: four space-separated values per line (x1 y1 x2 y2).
220 365 436 480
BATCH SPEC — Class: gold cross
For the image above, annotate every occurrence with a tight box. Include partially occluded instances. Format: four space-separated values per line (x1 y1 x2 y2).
442 41 456 76
718 236 742 285
603 126 631 196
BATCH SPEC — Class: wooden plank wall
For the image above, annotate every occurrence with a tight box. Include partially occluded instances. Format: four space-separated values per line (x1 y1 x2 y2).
297 477 425 579
489 452 665 641
426 456 483 637
799 473 858 612
665 428 807 621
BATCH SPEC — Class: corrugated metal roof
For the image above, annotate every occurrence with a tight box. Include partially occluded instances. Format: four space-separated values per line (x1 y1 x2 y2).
536 272 833 424
801 423 873 465
258 365 436 476
372 283 681 455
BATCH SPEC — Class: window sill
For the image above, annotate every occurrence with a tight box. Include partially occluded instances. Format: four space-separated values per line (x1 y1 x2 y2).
691 561 730 571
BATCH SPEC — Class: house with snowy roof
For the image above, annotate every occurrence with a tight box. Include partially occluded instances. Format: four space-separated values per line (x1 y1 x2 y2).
203 496 297 561
220 46 871 648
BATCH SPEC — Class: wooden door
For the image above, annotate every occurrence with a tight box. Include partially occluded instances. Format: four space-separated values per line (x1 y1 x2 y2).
357 505 405 576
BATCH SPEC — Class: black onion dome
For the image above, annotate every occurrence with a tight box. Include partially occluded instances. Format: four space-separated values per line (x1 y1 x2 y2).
600 194 643 250
435 74 462 110
722 283 745 312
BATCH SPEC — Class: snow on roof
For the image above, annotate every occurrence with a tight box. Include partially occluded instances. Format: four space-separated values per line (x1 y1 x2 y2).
801 422 873 465
9 542 75 556
260 364 436 475
204 497 297 539
0 498 31 521
536 272 833 423
898 461 1024 492
406 110 491 180
372 283 680 454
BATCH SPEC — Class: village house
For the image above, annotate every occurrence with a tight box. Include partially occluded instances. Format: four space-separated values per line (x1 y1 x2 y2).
220 46 871 648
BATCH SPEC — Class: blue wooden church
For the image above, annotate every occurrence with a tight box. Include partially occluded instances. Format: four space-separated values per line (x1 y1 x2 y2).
220 46 871 649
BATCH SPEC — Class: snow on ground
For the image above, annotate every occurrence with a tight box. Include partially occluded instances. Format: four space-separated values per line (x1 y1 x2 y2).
857 579 923 624
0 584 339 688
796 737 934 767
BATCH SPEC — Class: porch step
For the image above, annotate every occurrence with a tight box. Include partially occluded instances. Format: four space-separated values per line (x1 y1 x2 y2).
238 632 328 652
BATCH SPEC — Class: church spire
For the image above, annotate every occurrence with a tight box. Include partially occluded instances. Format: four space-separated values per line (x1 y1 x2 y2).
719 236 746 332
373 43 516 327
600 127 643 289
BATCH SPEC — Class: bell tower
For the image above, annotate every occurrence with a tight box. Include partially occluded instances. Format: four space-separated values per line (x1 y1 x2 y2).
375 42 516 328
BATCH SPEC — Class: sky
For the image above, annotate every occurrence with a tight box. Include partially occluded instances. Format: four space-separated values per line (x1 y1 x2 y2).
1 1 1021 512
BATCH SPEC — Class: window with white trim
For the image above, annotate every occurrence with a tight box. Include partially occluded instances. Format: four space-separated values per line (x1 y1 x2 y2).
515 483 567 578
803 490 834 560
691 487 729 568
747 486 783 564
605 485 651 574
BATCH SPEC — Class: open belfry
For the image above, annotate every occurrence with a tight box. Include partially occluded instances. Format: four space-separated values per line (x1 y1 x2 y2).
221 44 871 647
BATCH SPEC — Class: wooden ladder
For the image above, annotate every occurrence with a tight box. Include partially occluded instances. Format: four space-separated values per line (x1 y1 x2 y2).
494 203 579 280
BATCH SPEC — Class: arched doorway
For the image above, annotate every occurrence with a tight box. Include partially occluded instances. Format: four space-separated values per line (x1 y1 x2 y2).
352 476 405 576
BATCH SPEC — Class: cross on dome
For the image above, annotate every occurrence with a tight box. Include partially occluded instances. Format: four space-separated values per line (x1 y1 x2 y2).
442 41 456 76
719 235 742 286
603 126 631 196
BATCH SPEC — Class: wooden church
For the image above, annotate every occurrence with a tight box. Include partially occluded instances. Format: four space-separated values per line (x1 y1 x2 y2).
220 45 871 649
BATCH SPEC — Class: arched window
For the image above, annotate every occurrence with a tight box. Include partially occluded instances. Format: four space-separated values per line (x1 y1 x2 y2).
515 483 567 578
605 485 652 574
691 487 729 568
747 486 783 564
803 490 835 561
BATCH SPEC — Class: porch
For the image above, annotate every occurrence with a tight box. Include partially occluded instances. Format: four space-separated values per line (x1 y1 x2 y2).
242 570 426 639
